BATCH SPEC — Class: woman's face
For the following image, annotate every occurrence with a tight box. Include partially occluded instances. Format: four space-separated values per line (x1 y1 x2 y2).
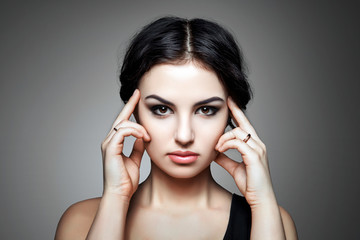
137 62 229 178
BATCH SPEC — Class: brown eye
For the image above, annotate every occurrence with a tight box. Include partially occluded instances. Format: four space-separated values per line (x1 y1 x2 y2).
151 105 173 116
201 107 210 114
196 106 218 116
159 106 167 113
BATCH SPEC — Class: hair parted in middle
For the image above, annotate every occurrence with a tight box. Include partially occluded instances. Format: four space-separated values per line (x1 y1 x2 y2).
119 16 252 111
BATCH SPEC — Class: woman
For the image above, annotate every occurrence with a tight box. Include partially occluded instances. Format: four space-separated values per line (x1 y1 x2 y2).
55 17 297 239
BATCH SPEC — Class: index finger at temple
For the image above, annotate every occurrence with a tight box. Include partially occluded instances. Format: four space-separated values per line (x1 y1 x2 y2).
112 89 140 127
227 97 256 135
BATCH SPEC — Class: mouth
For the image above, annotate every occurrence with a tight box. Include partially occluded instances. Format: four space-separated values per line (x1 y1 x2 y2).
167 151 199 164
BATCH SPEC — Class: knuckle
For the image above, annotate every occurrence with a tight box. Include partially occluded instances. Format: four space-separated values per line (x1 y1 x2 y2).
234 127 241 133
101 141 109 152
103 144 113 155
232 128 240 137
258 148 265 158
258 143 266 155
118 119 129 127
262 143 267 151
225 131 233 139
224 131 231 139
101 140 106 150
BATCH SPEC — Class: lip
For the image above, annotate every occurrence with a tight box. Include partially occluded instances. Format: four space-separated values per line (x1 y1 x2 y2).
168 151 199 164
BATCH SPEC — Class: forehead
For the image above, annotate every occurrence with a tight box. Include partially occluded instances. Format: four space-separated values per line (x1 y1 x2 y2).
138 62 227 99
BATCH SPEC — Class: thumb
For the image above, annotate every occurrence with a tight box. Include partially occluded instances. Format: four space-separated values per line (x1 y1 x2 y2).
215 152 247 196
129 138 145 168
214 153 239 177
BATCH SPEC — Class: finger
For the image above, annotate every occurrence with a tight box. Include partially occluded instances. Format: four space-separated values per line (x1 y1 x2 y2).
217 139 259 166
215 153 247 194
104 89 141 139
106 127 145 154
106 120 151 143
216 128 260 151
215 131 236 150
116 121 150 141
227 97 259 141
111 89 141 130
214 153 239 176
129 138 146 168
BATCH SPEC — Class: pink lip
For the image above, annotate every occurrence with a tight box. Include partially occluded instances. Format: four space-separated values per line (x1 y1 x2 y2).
168 151 199 164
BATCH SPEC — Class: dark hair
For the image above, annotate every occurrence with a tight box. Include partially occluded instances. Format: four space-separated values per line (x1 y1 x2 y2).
119 16 252 111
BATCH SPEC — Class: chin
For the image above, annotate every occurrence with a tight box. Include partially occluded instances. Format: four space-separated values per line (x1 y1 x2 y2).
164 169 205 179
150 158 212 180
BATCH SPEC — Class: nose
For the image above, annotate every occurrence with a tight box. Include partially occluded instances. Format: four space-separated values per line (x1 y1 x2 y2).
174 115 194 146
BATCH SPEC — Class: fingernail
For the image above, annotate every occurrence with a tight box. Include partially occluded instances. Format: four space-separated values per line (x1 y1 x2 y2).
131 89 139 97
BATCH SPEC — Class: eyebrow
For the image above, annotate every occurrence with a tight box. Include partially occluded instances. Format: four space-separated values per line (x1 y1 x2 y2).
144 94 224 106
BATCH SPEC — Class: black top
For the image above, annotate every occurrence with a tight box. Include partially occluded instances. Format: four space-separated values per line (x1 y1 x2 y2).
223 194 251 240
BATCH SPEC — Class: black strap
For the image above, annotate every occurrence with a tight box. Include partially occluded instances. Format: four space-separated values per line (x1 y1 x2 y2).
223 194 251 240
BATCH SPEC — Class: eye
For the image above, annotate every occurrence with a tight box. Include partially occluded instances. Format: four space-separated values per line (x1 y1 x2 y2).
196 106 218 116
151 105 173 116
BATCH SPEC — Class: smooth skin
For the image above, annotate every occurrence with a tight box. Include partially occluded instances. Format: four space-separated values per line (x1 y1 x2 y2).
55 63 297 240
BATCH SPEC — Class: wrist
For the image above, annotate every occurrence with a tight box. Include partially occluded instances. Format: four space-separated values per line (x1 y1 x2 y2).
250 196 282 226
249 196 286 240
87 191 130 240
102 191 132 206
248 192 279 211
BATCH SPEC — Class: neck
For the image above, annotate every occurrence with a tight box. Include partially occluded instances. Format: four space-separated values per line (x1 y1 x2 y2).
141 163 217 210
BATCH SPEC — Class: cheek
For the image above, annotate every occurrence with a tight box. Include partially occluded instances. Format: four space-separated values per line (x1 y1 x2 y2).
141 118 173 152
197 122 226 147
145 124 166 144
195 113 228 145
137 104 174 153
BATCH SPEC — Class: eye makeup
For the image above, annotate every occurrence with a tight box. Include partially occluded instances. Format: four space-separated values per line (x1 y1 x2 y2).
195 106 219 116
145 95 224 107
144 95 225 118
150 105 173 117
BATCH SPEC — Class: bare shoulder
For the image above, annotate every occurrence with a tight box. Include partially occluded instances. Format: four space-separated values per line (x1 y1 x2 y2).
279 206 298 240
55 197 101 240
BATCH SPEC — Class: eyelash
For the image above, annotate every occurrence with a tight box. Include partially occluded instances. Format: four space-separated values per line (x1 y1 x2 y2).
151 105 173 116
150 105 219 117
196 106 219 116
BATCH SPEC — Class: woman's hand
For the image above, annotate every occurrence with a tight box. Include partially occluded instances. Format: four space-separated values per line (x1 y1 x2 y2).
215 97 275 208
101 89 150 201
215 97 298 239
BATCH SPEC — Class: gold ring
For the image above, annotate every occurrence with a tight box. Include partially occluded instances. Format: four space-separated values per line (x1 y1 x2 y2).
243 133 251 143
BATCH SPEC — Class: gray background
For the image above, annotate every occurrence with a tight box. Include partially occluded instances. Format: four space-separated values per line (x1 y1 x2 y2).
1 0 359 239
